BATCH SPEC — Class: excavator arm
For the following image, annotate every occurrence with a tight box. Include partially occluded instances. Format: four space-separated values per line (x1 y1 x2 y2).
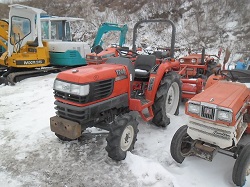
91 22 128 52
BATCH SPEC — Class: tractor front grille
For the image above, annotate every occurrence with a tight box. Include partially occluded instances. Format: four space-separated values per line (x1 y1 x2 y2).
92 79 114 100
201 105 216 120
55 104 87 121
54 91 88 103
54 79 114 104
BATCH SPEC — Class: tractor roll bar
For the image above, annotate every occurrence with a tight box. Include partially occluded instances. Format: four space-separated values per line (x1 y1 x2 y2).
201 47 205 65
132 19 176 58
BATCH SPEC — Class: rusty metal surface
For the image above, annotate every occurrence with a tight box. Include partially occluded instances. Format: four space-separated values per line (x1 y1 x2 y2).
195 141 216 152
50 116 81 139
192 141 218 162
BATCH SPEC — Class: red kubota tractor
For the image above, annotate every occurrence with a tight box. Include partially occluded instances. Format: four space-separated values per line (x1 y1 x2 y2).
50 19 182 161
178 47 222 99
170 54 250 186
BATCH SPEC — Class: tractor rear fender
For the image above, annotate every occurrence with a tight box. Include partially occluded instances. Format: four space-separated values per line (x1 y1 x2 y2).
145 60 179 101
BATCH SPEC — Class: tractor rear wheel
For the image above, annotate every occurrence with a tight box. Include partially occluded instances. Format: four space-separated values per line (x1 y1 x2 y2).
232 143 250 186
152 71 181 127
106 114 139 161
170 125 193 163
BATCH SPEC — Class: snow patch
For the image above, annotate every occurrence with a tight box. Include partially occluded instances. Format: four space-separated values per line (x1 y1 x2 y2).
125 152 179 187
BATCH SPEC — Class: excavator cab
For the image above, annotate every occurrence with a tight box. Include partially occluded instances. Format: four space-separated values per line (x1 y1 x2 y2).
0 4 50 69
40 16 90 66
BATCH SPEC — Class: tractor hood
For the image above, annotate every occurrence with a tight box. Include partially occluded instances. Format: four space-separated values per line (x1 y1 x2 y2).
56 64 127 84
191 81 249 109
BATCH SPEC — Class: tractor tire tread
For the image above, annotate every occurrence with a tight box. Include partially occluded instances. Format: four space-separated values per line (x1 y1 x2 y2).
105 114 139 161
152 71 181 127
232 143 250 186
170 125 188 164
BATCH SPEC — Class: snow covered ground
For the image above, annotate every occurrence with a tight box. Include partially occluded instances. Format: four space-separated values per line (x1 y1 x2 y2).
0 74 249 187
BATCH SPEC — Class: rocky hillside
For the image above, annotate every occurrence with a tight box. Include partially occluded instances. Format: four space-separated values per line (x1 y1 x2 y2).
1 0 250 52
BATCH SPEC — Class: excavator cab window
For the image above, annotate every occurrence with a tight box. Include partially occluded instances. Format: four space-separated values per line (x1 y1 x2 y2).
43 20 71 41
65 22 71 41
41 21 49 39
10 16 31 45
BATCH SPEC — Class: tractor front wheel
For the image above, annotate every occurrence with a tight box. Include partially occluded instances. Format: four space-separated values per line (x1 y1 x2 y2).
232 143 250 186
106 114 139 161
170 125 193 163
152 71 181 127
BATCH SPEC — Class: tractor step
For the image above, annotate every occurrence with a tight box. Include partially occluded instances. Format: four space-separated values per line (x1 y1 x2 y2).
130 98 154 121
193 141 218 161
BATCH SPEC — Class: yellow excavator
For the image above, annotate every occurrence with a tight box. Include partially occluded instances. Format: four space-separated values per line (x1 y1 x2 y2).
0 4 50 84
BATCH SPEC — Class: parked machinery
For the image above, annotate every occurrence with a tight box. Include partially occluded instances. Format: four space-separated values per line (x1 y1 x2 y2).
0 4 50 84
40 16 90 67
0 4 91 84
171 68 250 186
86 22 128 64
50 19 182 161
178 47 223 99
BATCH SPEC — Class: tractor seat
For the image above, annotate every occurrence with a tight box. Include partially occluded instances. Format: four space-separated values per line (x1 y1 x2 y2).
134 55 156 79
134 69 149 78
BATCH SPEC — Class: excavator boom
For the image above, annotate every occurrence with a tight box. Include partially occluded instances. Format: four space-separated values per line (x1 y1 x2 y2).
91 22 128 51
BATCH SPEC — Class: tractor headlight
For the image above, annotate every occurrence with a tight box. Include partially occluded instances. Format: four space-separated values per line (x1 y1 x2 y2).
54 80 71 93
180 59 184 63
188 102 200 114
54 80 89 96
217 109 232 122
70 84 89 96
191 59 197 64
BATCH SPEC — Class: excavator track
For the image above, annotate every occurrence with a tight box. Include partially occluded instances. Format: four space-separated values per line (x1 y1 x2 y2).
1 67 64 85
0 65 7 75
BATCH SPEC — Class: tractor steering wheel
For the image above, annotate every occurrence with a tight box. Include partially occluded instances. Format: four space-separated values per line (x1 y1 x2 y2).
116 48 139 58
